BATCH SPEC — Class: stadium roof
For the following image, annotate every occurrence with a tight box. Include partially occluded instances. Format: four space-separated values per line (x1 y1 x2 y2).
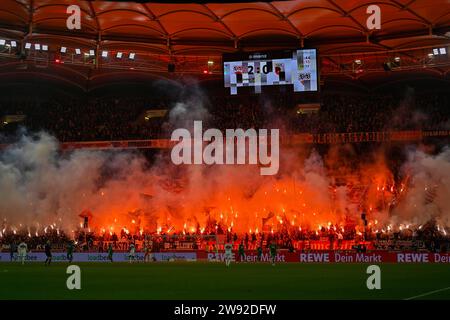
0 0 449 92
1 0 449 55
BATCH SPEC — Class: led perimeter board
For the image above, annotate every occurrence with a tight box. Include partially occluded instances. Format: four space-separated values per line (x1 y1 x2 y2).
223 49 318 95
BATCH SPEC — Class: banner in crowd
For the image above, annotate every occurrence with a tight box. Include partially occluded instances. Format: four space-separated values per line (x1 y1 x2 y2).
306 130 450 144
2 251 449 263
93 240 196 251
311 132 391 144
198 251 450 263
298 251 450 263
144 109 168 119
198 251 299 263
0 252 197 262
60 139 174 150
57 130 450 151
94 240 143 252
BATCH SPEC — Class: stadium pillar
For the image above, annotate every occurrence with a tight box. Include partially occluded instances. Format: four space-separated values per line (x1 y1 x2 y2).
95 44 99 69
95 33 101 69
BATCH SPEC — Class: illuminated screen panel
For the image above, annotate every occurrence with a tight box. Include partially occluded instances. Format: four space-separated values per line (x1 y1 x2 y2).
223 49 318 95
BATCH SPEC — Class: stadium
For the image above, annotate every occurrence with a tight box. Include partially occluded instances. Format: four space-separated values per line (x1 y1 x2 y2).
0 0 450 302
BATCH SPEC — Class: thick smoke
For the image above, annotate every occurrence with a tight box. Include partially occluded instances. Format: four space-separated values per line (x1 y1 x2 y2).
162 79 212 133
2 130 449 235
0 113 327 234
1 89 449 236
388 87 427 130
0 132 153 232
392 147 450 227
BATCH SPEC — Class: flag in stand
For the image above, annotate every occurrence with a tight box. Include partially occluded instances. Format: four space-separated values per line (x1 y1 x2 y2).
262 211 275 226
79 210 93 228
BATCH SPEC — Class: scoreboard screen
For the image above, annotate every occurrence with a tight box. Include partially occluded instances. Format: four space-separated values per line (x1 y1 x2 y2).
223 49 318 95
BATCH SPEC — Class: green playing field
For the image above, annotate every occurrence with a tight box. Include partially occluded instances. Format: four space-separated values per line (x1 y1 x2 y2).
0 262 449 300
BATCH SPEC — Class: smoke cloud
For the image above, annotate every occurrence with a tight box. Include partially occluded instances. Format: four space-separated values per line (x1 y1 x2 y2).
0 90 449 236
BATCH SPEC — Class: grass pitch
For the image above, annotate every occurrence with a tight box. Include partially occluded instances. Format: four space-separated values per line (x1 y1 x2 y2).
0 262 449 300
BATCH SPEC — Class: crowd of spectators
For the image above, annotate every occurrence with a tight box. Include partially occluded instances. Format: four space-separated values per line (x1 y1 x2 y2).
1 90 449 142
291 92 450 133
0 97 169 142
1 220 448 254
1 89 449 253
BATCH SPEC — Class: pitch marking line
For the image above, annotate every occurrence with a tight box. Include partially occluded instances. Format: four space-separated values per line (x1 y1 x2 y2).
404 286 450 300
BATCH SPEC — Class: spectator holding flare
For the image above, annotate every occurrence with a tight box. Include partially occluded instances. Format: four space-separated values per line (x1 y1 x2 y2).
337 232 343 250
212 244 219 262
144 240 152 263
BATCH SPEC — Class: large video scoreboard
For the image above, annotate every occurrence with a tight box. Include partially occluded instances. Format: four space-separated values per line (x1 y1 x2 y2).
223 49 318 95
